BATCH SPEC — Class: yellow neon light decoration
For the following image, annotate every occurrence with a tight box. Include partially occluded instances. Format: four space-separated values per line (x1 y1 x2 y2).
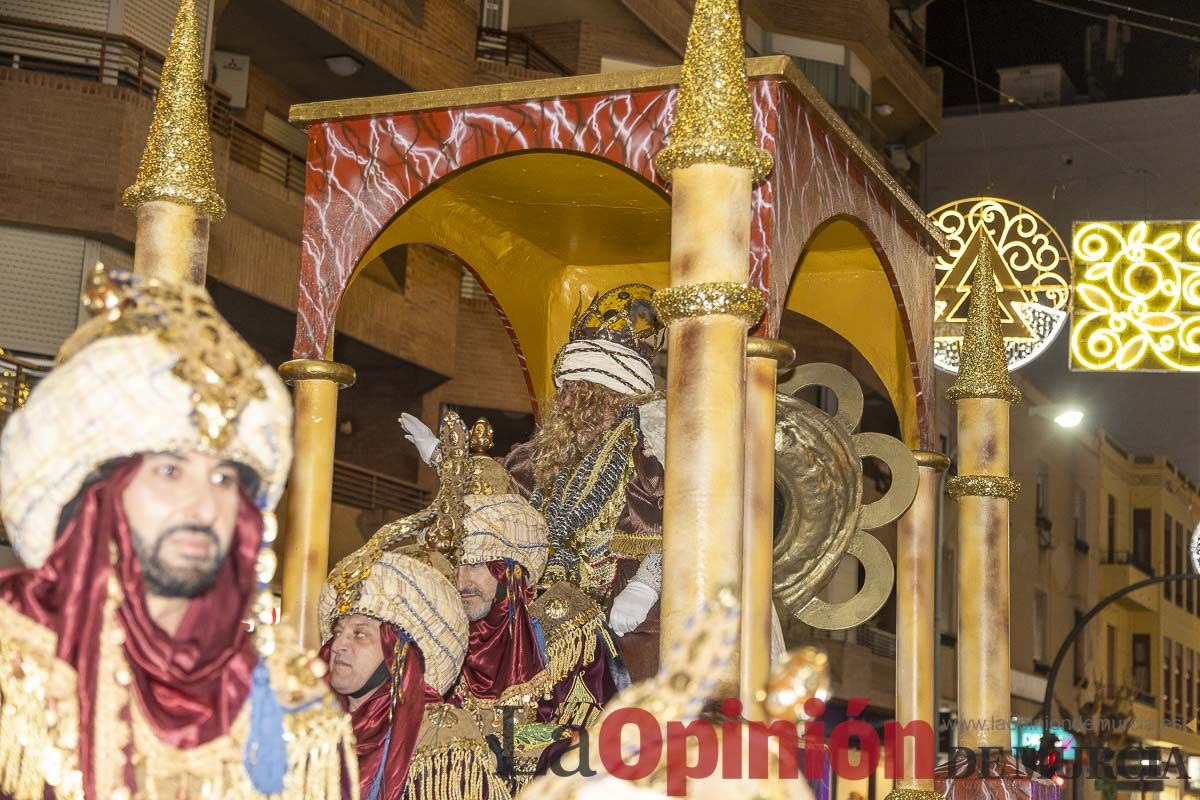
930 197 1071 373
1071 221 1200 372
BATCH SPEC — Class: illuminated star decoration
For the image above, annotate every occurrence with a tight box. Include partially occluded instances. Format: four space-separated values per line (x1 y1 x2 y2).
930 197 1071 374
1071 221 1200 372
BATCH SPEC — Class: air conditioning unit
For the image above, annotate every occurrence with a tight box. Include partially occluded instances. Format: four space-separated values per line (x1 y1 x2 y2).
885 143 911 172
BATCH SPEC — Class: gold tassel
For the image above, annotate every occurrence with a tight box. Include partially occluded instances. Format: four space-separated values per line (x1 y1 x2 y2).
406 741 512 800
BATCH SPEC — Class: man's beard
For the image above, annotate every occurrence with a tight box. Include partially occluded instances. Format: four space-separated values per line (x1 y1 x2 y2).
132 525 227 598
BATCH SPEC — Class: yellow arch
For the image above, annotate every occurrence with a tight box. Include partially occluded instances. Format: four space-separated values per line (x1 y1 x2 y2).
348 152 671 407
786 217 920 445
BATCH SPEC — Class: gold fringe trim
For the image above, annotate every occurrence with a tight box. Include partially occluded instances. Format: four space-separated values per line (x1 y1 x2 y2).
609 530 661 559
406 741 513 800
542 606 613 691
127 677 359 799
0 600 83 800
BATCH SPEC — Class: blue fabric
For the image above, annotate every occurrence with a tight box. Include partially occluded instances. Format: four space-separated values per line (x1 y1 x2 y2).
366 730 392 800
243 658 287 794
531 615 548 663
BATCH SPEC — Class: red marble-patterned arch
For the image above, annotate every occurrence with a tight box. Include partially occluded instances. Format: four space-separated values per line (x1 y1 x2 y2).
292 67 941 443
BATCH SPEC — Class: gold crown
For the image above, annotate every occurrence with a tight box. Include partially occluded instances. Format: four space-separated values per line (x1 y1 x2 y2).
64 263 267 449
423 411 521 561
566 284 663 358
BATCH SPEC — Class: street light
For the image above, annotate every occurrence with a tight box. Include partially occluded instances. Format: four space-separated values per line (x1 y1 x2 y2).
1053 408 1084 428
1029 403 1085 429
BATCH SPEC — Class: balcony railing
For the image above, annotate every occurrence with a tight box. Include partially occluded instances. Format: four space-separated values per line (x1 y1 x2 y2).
230 121 306 194
0 15 231 136
0 350 47 427
331 460 430 515
1103 549 1154 577
889 10 925 66
808 625 897 661
475 26 571 76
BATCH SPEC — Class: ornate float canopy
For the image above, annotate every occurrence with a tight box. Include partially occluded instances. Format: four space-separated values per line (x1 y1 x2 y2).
289 56 947 446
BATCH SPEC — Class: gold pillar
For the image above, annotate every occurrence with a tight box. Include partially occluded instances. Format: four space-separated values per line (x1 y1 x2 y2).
278 358 356 649
946 238 1022 751
890 450 950 795
652 0 773 689
741 338 793 720
132 202 211 283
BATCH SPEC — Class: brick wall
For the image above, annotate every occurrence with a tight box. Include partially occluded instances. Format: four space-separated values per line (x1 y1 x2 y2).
515 19 677 74
279 0 479 90
418 297 533 486
0 70 229 246
617 0 690 55
576 20 678 73
473 60 561 86
235 64 309 132
510 21 583 73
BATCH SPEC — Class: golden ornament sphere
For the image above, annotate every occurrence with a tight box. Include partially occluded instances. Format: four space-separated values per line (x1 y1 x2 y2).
761 645 831 721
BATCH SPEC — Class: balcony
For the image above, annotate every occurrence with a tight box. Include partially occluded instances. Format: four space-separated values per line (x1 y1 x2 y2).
755 0 942 145
888 9 925 67
800 625 897 710
230 122 305 195
1100 551 1158 611
0 16 231 241
475 27 572 77
0 15 231 135
331 460 429 516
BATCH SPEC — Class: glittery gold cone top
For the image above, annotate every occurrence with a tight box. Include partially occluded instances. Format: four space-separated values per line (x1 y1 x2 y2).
655 0 772 182
946 232 1022 403
123 0 226 219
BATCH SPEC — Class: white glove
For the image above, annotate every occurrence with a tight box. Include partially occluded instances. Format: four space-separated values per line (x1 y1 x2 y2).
398 413 438 465
608 580 658 636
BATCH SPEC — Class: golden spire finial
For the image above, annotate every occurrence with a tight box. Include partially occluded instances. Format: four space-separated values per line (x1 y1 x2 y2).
123 0 225 219
655 0 772 182
947 231 1022 403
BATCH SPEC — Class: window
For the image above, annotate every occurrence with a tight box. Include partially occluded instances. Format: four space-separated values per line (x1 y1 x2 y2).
1036 463 1049 518
1180 652 1190 734
1133 634 1151 695
1132 508 1152 574
1177 518 1185 606
1178 520 1189 608
1107 495 1117 561
1033 591 1048 665
791 57 872 117
1074 608 1086 684
459 268 489 303
479 0 508 29
1177 641 1185 725
1166 518 1173 599
1164 636 1173 721
1074 487 1086 542
1108 625 1117 686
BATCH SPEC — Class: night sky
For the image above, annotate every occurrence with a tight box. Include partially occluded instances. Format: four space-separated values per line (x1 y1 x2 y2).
926 0 1200 107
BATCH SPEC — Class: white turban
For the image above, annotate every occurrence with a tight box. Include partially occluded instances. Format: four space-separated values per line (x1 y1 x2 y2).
553 339 654 396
